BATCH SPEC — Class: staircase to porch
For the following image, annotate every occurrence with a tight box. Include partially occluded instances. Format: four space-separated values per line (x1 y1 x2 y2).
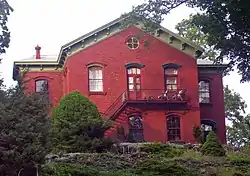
103 89 188 138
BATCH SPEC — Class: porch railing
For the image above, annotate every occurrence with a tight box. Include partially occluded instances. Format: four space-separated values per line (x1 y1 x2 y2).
103 89 187 119
104 90 128 118
127 89 188 102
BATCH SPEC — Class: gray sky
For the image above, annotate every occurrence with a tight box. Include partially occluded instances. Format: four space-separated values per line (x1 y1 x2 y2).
1 0 249 112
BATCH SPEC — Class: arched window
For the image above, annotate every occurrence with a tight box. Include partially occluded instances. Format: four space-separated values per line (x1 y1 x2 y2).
201 120 216 141
35 79 48 93
199 80 210 103
88 66 103 92
127 68 141 91
167 115 181 141
165 68 178 90
128 115 144 142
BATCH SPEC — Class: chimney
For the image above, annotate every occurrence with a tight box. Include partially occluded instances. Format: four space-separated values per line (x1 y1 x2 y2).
35 45 41 59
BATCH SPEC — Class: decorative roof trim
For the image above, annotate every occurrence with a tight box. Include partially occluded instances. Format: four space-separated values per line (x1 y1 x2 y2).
198 64 228 74
125 62 145 69
162 63 182 69
14 16 205 68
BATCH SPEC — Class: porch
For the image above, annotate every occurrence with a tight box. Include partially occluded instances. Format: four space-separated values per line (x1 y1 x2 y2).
104 89 188 119
124 89 188 103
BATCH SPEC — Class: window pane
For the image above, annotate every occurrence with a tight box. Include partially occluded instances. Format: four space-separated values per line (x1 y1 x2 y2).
35 80 48 92
199 81 209 91
129 77 133 83
89 67 102 79
89 80 103 92
128 69 132 74
136 84 140 90
135 77 140 83
165 68 178 75
129 84 134 90
132 68 137 74
137 68 141 74
167 85 177 90
127 38 133 43
166 77 177 84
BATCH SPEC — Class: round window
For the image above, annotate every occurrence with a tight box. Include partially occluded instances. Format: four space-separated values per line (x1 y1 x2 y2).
126 37 139 50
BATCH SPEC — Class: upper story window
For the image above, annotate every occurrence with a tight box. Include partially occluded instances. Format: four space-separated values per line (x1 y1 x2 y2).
126 37 139 50
89 66 103 92
199 80 210 103
165 68 178 90
127 67 141 91
35 79 48 93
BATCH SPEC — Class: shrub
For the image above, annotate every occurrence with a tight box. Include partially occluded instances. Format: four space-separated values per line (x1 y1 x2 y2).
0 83 51 175
41 163 135 176
136 158 196 176
192 125 203 144
140 143 184 158
51 91 113 153
200 131 226 157
41 164 99 176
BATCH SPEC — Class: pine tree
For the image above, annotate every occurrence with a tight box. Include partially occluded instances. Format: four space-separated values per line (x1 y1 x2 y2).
51 91 113 153
200 131 226 157
0 82 51 176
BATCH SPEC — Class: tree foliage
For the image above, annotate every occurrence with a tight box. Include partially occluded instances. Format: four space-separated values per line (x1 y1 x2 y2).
128 0 250 82
224 86 250 147
175 15 250 147
189 0 250 82
200 131 226 157
51 91 113 153
0 81 51 176
0 0 13 60
175 15 218 60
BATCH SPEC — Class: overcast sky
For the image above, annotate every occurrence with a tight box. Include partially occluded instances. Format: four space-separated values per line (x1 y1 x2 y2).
1 0 249 112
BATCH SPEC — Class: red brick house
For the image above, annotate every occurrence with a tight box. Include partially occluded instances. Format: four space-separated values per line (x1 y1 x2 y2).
13 17 227 144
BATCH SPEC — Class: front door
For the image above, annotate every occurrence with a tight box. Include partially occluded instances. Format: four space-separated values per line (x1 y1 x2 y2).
127 68 141 100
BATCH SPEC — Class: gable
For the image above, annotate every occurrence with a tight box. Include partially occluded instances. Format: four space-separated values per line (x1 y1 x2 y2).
14 17 204 69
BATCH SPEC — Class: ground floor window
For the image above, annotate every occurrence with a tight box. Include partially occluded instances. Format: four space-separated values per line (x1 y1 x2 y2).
201 119 216 141
128 114 144 142
167 115 181 141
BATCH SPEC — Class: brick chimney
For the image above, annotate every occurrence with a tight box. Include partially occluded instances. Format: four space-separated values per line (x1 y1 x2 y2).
35 45 41 59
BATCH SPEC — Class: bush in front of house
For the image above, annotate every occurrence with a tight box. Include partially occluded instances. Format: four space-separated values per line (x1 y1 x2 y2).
0 82 51 176
50 91 114 153
136 158 197 176
200 131 226 157
41 163 135 176
139 142 184 158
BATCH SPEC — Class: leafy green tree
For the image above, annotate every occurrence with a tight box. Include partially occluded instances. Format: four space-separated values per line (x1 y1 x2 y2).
175 15 218 61
224 86 250 147
51 91 113 153
174 14 250 147
127 0 250 82
200 131 226 157
0 82 51 176
188 0 250 82
0 0 13 59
